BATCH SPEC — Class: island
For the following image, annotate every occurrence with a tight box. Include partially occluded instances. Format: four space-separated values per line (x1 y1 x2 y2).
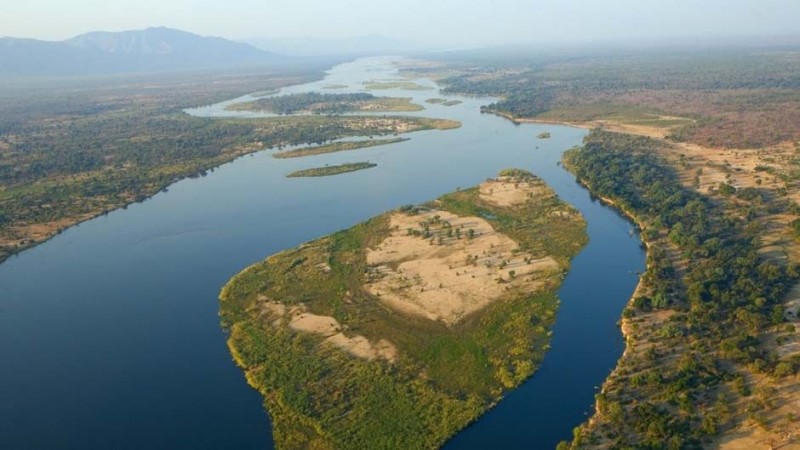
537 131 551 139
220 169 587 449
287 162 377 178
426 98 463 106
273 137 410 159
364 80 432 91
251 89 280 98
226 92 423 114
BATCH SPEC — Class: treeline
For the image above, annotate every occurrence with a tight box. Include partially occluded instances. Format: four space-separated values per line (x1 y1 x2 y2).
563 130 798 449
440 71 556 117
1 113 255 186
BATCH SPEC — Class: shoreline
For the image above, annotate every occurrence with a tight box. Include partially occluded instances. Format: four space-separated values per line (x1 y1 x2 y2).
494 111 652 437
0 116 459 269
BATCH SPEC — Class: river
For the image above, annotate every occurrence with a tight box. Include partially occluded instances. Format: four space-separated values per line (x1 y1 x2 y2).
0 57 644 449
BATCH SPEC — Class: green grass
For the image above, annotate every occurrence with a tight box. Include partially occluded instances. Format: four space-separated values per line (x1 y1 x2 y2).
286 162 377 178
220 169 587 449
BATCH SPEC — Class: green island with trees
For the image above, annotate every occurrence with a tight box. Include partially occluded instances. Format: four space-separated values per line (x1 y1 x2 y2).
273 137 410 159
220 169 587 449
226 92 423 114
287 162 377 178
559 130 799 449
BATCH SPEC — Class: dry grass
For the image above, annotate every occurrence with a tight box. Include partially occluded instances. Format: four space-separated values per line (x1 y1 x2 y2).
259 298 398 362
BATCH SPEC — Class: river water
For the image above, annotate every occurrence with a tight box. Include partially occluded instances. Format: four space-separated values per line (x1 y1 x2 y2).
0 57 644 449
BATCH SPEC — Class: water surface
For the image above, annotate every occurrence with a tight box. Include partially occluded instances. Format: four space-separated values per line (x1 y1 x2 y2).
0 57 643 449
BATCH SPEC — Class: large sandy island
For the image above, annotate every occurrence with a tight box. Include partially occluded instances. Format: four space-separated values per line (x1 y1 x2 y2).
364 177 561 325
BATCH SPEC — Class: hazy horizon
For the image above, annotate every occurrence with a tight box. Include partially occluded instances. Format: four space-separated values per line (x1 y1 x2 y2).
3 0 800 48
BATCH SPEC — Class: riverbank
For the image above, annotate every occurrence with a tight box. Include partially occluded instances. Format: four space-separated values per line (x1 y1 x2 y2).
0 112 461 268
562 130 798 448
503 106 800 448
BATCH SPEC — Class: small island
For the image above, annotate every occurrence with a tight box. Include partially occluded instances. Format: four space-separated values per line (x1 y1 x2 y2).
426 98 463 106
287 162 377 178
226 92 423 114
364 80 432 91
537 131 551 139
220 169 587 449
273 137 409 159
250 89 280 98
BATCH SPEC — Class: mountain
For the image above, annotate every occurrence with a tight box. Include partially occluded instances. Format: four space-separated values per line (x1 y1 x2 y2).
245 35 415 57
0 27 281 77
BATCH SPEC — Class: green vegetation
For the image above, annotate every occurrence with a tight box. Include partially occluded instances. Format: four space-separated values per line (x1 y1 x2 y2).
537 132 551 139
425 98 462 107
287 162 377 178
0 68 459 265
220 170 587 449
0 69 324 263
226 92 423 114
273 137 409 159
561 130 798 449
364 81 432 91
437 48 800 147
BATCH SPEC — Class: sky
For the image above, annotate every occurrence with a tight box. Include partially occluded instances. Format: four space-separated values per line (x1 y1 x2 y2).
2 0 799 47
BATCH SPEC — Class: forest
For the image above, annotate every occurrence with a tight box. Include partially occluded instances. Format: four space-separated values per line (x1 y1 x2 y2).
561 130 799 449
435 49 800 148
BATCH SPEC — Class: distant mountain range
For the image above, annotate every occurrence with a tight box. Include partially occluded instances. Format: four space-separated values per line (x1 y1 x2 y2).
0 27 281 77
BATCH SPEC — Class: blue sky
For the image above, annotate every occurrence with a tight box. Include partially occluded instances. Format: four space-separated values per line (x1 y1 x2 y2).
2 0 799 46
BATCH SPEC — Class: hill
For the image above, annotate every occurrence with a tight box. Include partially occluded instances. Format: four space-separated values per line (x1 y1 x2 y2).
0 27 281 77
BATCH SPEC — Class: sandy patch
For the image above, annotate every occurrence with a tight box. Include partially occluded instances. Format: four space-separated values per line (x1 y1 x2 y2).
479 176 550 208
364 209 559 325
714 283 800 449
257 297 398 363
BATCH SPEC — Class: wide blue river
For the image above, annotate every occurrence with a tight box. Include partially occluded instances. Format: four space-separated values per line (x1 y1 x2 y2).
0 57 644 449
